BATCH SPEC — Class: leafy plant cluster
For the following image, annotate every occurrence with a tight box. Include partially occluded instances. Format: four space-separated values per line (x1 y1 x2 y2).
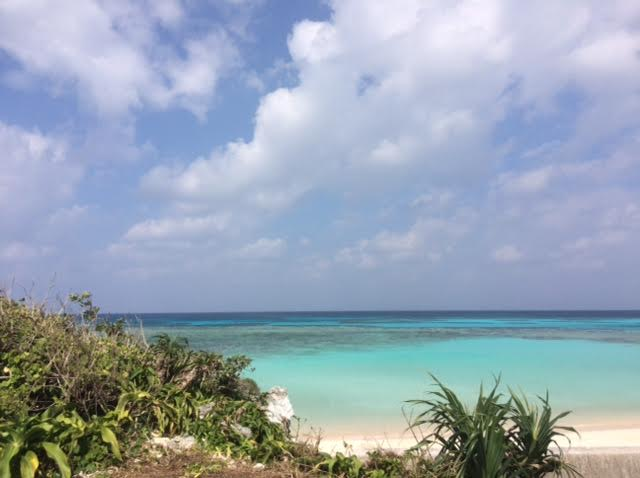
407 377 581 478
311 449 454 478
0 293 277 477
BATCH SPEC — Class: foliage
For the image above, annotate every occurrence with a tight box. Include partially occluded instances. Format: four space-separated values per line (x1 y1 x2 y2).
0 293 156 418
150 333 255 399
408 376 581 478
191 398 291 462
365 450 407 477
316 452 366 477
0 293 264 476
0 411 70 478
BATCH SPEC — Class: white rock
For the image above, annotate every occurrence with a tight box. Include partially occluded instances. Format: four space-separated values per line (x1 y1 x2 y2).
231 422 253 438
149 435 197 452
198 402 215 418
253 463 266 471
264 386 294 430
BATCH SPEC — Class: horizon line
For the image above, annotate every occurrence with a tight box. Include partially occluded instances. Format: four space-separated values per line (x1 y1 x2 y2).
101 308 640 315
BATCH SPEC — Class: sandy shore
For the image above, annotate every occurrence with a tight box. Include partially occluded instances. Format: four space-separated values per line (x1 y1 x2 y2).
315 425 640 456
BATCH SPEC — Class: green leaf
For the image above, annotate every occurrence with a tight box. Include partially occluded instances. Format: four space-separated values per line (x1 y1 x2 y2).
19 451 39 478
42 442 71 478
0 440 21 478
100 426 121 460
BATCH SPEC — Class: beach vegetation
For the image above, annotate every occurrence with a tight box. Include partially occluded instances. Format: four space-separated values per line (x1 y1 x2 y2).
0 292 582 477
0 293 285 476
407 375 581 477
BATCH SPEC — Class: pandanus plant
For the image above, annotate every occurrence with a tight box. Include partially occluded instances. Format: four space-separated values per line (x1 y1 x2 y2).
407 376 581 478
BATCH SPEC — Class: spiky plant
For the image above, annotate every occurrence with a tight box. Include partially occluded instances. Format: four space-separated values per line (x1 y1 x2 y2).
407 376 581 478
505 391 580 477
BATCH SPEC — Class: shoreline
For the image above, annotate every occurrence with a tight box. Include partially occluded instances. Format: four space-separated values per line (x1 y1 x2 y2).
314 425 640 457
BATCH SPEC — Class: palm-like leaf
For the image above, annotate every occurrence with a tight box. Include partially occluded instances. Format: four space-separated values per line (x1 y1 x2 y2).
408 376 582 478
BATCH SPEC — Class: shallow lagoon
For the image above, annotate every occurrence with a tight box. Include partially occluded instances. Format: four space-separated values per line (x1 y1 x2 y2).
129 311 640 436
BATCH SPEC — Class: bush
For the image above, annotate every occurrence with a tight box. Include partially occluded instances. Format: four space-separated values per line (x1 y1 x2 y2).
0 294 156 418
0 293 271 476
150 333 254 399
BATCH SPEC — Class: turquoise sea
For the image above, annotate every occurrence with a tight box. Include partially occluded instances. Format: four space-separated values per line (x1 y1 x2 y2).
121 311 640 437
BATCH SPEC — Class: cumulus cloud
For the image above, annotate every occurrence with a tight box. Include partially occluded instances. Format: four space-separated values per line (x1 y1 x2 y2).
123 214 231 242
495 138 640 196
0 121 81 230
337 212 473 269
3 0 640 308
0 0 238 117
138 0 640 222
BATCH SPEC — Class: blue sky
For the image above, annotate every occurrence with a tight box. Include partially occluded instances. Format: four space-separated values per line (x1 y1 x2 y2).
1 0 640 311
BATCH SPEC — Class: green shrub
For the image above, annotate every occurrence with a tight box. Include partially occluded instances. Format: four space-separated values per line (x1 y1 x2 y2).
0 293 267 476
0 411 71 478
366 450 406 477
316 452 366 477
408 376 581 478
151 333 253 399
0 294 157 418
191 398 290 462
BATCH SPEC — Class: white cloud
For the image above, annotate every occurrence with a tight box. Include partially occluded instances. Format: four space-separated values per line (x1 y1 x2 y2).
123 214 231 242
496 139 640 196
0 0 238 117
48 205 89 226
411 190 454 208
337 211 472 269
497 167 554 194
492 245 523 263
234 237 286 259
564 230 627 252
0 242 54 262
139 0 640 224
572 31 640 81
0 121 81 230
601 202 640 229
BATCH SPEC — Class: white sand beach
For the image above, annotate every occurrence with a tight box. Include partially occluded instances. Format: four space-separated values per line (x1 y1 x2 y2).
316 425 640 457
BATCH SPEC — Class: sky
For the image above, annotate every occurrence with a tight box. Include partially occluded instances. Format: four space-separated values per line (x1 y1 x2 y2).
1 0 640 312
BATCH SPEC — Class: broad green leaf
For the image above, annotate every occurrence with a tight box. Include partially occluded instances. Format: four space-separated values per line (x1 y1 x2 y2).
42 442 71 478
100 426 121 460
20 451 39 478
0 440 21 478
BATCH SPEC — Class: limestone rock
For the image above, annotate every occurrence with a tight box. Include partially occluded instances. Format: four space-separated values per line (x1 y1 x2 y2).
198 402 215 418
149 435 197 452
264 386 294 431
231 422 253 438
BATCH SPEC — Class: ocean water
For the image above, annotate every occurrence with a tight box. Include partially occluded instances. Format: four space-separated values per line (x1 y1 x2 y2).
120 311 640 437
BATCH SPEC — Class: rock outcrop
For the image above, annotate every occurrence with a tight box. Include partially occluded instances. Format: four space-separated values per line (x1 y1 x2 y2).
264 386 295 432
